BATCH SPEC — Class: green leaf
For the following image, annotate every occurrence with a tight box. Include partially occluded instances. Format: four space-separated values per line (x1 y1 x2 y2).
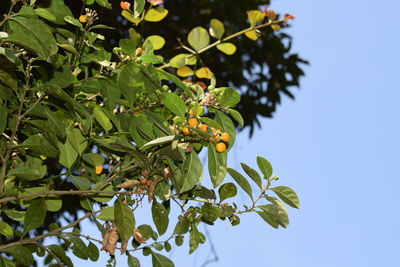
128 254 141 267
262 197 289 228
23 198 47 236
218 87 240 107
97 206 115 221
0 221 13 237
35 8 56 22
58 140 78 169
256 156 273 179
208 144 227 187
22 134 58 157
35 0 73 25
3 209 25 222
215 110 236 150
64 16 83 29
201 204 221 223
271 186 300 209
209 19 225 39
216 43 236 55
218 182 237 202
140 54 164 64
119 38 136 56
68 234 90 260
134 0 145 17
173 218 189 235
47 244 73 266
152 201 169 235
169 53 196 68
227 168 253 200
256 210 279 229
45 111 66 138
45 197 62 212
0 106 7 134
0 256 15 267
1 246 34 266
95 0 112 9
189 225 205 254
145 35 165 50
199 117 222 130
175 151 202 193
226 108 244 127
66 128 88 155
114 199 135 242
240 163 262 189
144 7 169 22
141 135 176 149
161 93 186 119
175 235 184 246
82 153 105 166
188 26 210 52
151 251 174 267
8 167 42 181
94 107 113 132
71 175 91 190
156 69 192 97
88 242 99 261
6 10 58 60
247 10 265 26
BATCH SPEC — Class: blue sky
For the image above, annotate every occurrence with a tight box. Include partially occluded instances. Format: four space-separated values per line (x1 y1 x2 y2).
67 0 400 266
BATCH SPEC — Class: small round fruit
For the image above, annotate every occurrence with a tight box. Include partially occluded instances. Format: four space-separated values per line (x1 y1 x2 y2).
216 142 226 153
182 127 191 136
79 15 87 23
120 1 131 10
95 166 103 174
161 85 169 92
199 124 208 133
221 132 230 142
188 109 195 116
188 118 198 127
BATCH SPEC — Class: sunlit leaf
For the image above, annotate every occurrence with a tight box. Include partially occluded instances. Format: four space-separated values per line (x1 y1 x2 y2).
145 35 165 50
195 67 213 79
245 30 260 41
216 42 236 55
177 66 194 77
247 10 264 26
188 26 210 51
209 19 225 39
271 186 300 209
144 7 169 22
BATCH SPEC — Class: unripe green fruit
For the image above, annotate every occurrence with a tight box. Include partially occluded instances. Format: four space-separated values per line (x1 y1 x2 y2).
207 85 215 91
162 85 169 92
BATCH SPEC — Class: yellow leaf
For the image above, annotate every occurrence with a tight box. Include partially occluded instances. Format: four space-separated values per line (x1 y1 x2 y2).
169 54 197 68
216 43 237 55
271 24 281 32
144 7 169 22
209 19 225 39
144 35 165 50
245 30 260 41
177 66 194 77
122 10 142 24
195 67 213 79
247 10 264 26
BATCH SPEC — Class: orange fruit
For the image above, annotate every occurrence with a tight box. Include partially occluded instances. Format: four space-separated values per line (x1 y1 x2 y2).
79 15 87 23
95 166 103 174
120 1 131 10
188 118 198 127
189 109 195 116
182 127 191 136
221 132 230 142
199 124 208 133
215 142 226 153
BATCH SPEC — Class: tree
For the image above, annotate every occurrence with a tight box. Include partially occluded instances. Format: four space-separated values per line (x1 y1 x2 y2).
0 0 300 266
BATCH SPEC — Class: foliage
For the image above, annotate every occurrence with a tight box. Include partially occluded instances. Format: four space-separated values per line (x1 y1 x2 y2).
0 0 300 266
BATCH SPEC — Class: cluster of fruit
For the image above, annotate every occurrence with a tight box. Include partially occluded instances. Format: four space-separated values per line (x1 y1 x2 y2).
181 110 230 153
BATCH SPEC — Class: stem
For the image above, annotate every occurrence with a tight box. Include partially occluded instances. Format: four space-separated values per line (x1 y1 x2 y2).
0 2 15 28
0 211 94 250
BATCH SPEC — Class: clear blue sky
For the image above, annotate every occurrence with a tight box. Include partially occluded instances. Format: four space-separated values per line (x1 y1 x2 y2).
67 0 400 266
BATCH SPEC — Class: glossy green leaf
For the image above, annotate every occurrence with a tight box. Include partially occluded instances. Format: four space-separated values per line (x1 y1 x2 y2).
240 163 262 189
152 201 169 235
175 151 202 193
144 7 169 22
209 19 225 39
71 175 91 190
216 42 236 55
94 107 113 132
58 140 78 168
64 16 84 30
23 198 47 235
161 93 186 119
226 108 244 127
128 254 141 267
145 35 165 50
97 206 115 221
188 26 210 51
256 156 273 179
95 0 112 9
227 168 253 200
0 221 13 237
247 10 265 26
1 245 34 266
218 87 240 107
271 186 300 209
208 143 227 187
114 199 135 242
218 182 237 202
141 135 176 149
151 251 174 267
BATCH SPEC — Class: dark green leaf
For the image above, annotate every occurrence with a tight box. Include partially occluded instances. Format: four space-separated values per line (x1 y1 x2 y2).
152 201 169 235
114 199 135 242
271 186 300 209
226 108 244 127
257 156 273 179
68 235 89 260
208 143 227 188
151 251 174 267
199 117 222 130
156 69 192 97
88 242 99 261
128 254 141 267
23 198 47 236
200 204 221 223
240 163 262 189
189 225 205 254
256 210 279 229
161 93 186 118
47 244 73 267
175 151 202 193
173 218 189 235
1 245 34 266
66 128 87 155
175 235 184 246
218 87 240 107
71 175 91 190
0 106 7 134
22 134 58 157
218 182 237 202
119 38 136 56
35 0 73 25
227 168 253 200
8 167 43 181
